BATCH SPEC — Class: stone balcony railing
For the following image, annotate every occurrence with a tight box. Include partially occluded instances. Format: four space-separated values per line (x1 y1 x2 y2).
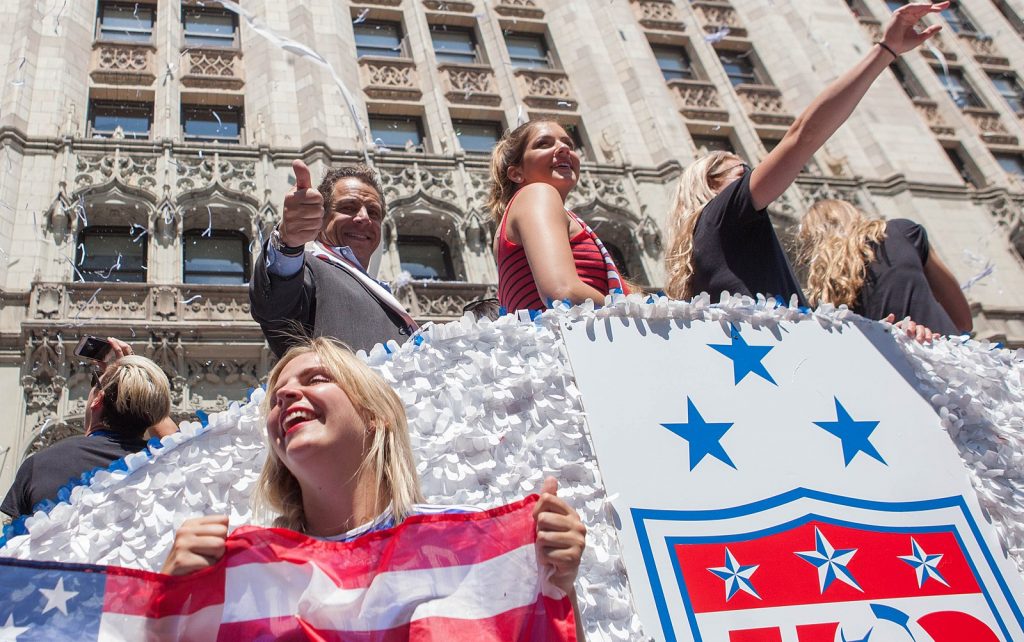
912 97 955 137
90 42 156 86
958 32 1010 66
396 282 497 322
359 56 421 101
735 84 794 127
180 47 244 90
856 17 883 43
493 0 544 19
669 79 729 122
690 1 747 38
630 0 685 32
422 0 474 11
438 63 501 106
514 68 576 110
963 107 1019 146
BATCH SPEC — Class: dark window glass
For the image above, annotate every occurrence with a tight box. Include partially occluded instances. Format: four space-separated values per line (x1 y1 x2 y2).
430 25 479 64
944 147 978 187
397 236 455 280
891 62 923 98
354 21 405 58
88 100 152 139
182 104 242 143
995 153 1024 177
938 69 985 109
505 33 551 69
941 5 977 34
76 226 147 283
603 241 632 280
717 51 757 87
453 119 501 154
369 115 424 151
691 135 735 154
183 230 248 284
98 2 154 43
182 7 237 48
652 44 694 81
989 72 1024 115
565 123 587 160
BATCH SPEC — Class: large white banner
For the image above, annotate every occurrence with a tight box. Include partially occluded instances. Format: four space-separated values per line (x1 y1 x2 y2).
562 315 1024 642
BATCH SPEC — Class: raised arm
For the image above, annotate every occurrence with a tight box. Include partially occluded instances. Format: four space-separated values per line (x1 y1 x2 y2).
509 183 607 305
923 253 973 333
749 2 948 210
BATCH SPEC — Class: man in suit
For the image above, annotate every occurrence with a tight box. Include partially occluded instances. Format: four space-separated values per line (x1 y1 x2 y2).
249 160 416 357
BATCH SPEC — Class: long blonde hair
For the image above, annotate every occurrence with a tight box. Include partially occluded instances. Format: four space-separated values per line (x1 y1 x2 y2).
796 199 887 308
664 152 743 300
486 119 559 223
254 337 424 532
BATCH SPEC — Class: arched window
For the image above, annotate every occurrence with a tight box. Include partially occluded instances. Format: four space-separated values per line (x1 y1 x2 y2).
182 229 249 284
75 226 147 282
396 235 455 280
602 241 632 281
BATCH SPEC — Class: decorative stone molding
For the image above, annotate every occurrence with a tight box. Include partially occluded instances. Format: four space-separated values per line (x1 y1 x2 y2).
691 1 747 38
735 85 794 127
513 69 576 110
353 0 403 5
669 79 729 122
566 174 632 211
438 64 501 106
180 48 244 90
174 154 258 195
358 57 421 101
21 333 64 415
379 165 458 204
911 97 955 138
922 35 958 62
75 150 158 191
958 33 1010 67
90 43 156 86
422 0 474 12
493 0 543 20
396 282 498 321
630 0 685 32
963 107 1018 146
988 195 1024 248
856 17 882 43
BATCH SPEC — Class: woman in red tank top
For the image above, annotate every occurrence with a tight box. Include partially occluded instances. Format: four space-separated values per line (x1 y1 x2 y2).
488 120 627 312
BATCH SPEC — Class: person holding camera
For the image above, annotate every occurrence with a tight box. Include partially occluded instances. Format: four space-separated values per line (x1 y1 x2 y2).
1 338 172 520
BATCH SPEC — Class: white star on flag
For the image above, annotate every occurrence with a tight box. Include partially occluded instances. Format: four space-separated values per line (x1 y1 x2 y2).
39 577 78 616
795 527 863 593
707 547 761 601
898 538 949 588
0 614 29 642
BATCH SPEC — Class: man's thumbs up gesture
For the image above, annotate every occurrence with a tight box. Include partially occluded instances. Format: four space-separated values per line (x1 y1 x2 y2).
279 159 324 247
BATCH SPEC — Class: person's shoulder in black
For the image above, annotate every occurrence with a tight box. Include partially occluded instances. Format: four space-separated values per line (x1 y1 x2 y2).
698 169 764 233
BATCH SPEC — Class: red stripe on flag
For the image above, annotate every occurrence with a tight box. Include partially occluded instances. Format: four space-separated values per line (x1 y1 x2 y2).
795 622 840 642
729 627 782 642
103 563 226 618
213 595 575 641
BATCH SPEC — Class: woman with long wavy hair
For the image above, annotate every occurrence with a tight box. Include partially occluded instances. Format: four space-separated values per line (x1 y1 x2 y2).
489 120 628 312
665 2 948 304
797 199 971 335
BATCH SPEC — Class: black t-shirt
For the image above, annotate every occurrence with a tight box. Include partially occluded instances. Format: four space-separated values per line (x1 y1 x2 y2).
856 219 958 335
1 432 147 519
691 170 808 306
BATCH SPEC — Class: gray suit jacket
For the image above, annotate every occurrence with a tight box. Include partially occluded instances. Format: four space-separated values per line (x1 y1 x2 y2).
249 243 409 357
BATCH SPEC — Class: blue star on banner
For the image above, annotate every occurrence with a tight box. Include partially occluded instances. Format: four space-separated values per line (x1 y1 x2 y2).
813 398 887 467
898 538 949 588
707 548 761 601
707 324 777 385
796 527 863 593
661 398 736 470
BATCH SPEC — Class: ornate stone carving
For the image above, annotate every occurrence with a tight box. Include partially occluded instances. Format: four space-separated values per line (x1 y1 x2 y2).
958 33 1010 66
397 282 498 321
691 1 747 38
181 48 244 90
181 289 252 322
358 58 421 101
46 184 74 241
963 107 1018 146
439 64 501 106
25 419 83 458
911 97 955 137
736 85 794 127
174 155 257 195
566 174 632 211
630 0 685 32
465 172 490 214
514 69 576 110
493 0 544 19
22 333 65 415
989 196 1024 240
670 79 729 122
856 17 883 43
75 151 158 190
422 0 475 12
186 358 261 411
147 332 186 406
799 181 870 212
379 166 458 203
90 43 155 85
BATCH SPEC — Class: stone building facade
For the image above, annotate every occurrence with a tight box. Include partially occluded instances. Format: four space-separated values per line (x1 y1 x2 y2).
2 0 1024 491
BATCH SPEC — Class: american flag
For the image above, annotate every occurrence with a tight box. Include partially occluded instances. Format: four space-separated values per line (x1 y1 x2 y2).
0 496 575 641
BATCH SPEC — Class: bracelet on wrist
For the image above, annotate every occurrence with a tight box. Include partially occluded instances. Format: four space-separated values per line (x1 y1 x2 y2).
875 41 899 61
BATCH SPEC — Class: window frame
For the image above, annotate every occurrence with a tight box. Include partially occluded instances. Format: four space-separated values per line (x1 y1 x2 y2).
396 235 457 281
988 71 1024 115
994 152 1024 179
181 6 239 49
940 4 978 35
430 24 480 65
354 20 407 59
452 118 502 154
504 32 553 69
369 114 426 152
651 43 696 82
181 104 244 144
87 100 153 140
938 68 986 109
96 1 155 44
182 229 250 285
75 225 148 283
716 50 759 87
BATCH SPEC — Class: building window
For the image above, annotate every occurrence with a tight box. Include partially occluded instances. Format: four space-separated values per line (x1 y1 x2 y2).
505 32 551 69
988 72 1024 115
182 104 243 143
453 119 501 154
183 230 248 284
182 6 238 48
937 69 985 109
944 147 978 187
691 134 735 155
994 152 1024 178
603 241 632 280
940 4 978 34
717 51 758 87
430 25 479 64
97 1 154 43
369 115 425 151
88 100 152 139
651 44 695 82
397 236 455 280
76 226 147 283
992 0 1024 36
891 61 924 98
354 21 405 58
565 123 588 160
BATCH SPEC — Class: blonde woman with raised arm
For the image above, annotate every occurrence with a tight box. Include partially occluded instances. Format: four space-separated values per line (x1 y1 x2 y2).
665 2 948 304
